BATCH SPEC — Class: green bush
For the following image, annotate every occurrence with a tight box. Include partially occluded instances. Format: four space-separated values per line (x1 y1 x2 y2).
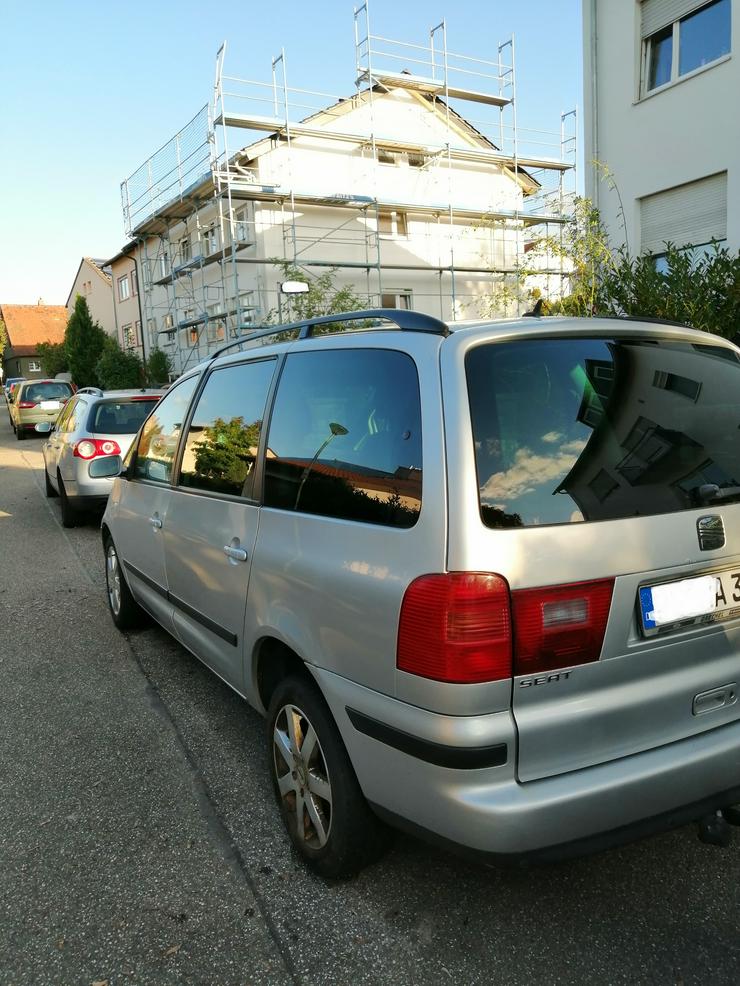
36 341 69 377
146 348 172 385
95 336 144 390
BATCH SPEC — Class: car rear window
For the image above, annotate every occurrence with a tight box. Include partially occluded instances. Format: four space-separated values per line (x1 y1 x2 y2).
22 382 73 402
466 336 740 528
89 399 159 435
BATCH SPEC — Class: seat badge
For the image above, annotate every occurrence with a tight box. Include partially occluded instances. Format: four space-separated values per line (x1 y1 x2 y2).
697 515 725 552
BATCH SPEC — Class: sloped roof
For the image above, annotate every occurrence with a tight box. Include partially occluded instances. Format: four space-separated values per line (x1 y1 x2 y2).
1 304 67 352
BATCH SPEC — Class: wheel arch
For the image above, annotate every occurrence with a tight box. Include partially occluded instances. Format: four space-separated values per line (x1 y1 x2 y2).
253 636 315 715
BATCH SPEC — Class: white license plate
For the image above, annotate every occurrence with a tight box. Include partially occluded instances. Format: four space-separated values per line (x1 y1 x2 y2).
640 569 740 635
40 400 61 410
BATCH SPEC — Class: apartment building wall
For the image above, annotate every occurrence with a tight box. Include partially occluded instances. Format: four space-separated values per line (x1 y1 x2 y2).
66 258 117 337
583 0 738 257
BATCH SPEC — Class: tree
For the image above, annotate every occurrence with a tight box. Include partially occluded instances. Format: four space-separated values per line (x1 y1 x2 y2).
146 348 172 386
95 336 144 389
65 295 107 388
266 261 367 324
36 341 69 377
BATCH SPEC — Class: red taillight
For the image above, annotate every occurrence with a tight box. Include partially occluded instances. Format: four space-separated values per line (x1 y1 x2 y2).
512 578 614 676
73 438 122 460
397 573 512 683
18 401 37 409
397 574 615 683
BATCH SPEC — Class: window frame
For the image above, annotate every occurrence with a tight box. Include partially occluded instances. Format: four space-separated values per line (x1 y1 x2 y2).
117 274 130 301
171 356 279 504
641 0 731 98
128 373 201 486
27 360 41 372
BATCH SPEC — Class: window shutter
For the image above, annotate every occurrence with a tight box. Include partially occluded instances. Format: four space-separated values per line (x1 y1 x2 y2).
640 173 727 254
641 0 707 36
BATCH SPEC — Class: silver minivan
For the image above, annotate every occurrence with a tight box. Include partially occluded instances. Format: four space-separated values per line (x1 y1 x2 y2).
101 309 740 877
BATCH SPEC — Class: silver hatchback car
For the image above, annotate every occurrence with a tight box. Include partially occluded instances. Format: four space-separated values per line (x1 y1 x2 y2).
40 387 163 527
100 309 740 877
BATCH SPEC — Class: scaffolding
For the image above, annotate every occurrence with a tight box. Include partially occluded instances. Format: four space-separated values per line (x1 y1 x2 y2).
120 1 576 374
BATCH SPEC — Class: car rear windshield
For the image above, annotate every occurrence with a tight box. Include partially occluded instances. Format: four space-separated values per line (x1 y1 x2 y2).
89 399 159 435
466 336 740 528
22 382 73 402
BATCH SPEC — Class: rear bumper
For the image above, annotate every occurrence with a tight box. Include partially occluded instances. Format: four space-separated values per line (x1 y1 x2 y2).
313 667 740 859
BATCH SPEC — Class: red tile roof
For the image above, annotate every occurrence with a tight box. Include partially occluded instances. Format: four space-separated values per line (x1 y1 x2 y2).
1 305 67 351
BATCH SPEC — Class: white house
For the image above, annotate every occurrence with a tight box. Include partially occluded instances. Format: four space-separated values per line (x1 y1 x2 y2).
583 0 737 263
66 257 116 337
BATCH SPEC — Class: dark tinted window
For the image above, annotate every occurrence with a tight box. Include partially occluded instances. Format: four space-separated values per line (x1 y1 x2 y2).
179 359 275 498
467 337 740 528
22 381 73 402
90 399 159 435
679 0 730 76
264 349 422 527
133 376 199 484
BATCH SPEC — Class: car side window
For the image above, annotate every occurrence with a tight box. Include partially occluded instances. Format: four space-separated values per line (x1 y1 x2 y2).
179 358 276 498
263 348 422 528
133 376 199 484
55 398 77 432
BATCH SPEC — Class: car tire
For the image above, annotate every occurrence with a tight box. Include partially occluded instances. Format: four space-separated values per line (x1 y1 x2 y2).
58 475 78 528
103 535 145 631
16 425 25 441
44 467 58 498
267 674 391 879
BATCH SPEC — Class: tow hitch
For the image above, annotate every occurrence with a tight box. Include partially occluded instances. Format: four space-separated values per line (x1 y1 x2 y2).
698 810 732 847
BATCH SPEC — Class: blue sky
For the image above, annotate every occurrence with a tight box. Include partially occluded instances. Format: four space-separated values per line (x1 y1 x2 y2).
0 0 582 305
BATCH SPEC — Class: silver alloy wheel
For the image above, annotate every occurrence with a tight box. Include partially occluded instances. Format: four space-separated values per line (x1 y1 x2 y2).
273 703 333 849
106 544 122 617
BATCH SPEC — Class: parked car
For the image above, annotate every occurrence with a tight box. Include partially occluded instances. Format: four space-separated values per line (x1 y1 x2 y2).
38 387 164 527
3 376 26 403
10 379 73 440
99 309 740 877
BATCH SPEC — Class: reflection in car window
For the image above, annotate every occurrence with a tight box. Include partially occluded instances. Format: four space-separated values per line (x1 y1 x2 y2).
264 349 422 528
133 376 199 484
467 337 740 528
90 400 159 435
179 359 275 498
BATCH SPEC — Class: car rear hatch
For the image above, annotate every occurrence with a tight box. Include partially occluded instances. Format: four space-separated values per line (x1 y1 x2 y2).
455 326 740 783
89 397 159 458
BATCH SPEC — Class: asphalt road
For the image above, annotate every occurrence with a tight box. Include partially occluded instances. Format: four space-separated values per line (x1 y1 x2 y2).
2 402 740 986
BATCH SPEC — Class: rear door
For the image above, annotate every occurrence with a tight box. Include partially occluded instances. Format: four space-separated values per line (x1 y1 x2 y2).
163 357 276 690
111 375 199 629
456 330 740 782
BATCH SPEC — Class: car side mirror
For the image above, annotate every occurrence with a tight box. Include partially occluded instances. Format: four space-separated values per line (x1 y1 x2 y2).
88 454 123 479
35 422 53 434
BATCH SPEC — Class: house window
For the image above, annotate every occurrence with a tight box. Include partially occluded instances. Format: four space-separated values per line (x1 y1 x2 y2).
28 360 41 372
159 254 169 279
202 225 219 256
233 206 252 243
378 210 408 237
641 172 727 258
131 267 138 296
381 291 413 310
122 323 136 349
163 313 174 330
377 149 397 165
180 236 191 264
207 303 227 342
117 275 130 301
147 317 157 338
641 0 731 95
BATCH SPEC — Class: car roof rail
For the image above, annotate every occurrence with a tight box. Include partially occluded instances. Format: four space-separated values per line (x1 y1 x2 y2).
208 308 449 361
593 314 694 330
76 386 105 397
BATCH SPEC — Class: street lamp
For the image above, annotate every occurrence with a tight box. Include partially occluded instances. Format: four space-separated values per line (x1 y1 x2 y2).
294 421 349 510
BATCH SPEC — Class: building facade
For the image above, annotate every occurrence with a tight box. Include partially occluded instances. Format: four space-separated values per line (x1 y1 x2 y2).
0 304 67 380
65 258 116 337
583 0 737 262
112 19 575 377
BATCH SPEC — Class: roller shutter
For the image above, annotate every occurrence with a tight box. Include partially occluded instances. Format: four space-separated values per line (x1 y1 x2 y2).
640 172 727 254
641 0 709 36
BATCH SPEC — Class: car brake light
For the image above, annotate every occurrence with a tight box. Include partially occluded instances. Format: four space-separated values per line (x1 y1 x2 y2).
512 578 614 676
18 401 37 409
73 438 122 459
397 573 512 683
397 574 615 683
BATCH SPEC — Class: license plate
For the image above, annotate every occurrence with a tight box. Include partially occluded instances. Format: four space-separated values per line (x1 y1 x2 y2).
640 569 740 635
40 400 61 410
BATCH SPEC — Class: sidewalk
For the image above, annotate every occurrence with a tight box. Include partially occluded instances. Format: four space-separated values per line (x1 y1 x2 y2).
0 421 292 984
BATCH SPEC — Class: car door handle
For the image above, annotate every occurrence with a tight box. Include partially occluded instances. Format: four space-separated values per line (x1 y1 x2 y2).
223 545 248 562
149 515 162 530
